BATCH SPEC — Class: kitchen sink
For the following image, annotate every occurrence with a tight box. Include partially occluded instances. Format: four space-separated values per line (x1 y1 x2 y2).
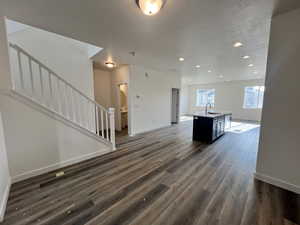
208 112 221 115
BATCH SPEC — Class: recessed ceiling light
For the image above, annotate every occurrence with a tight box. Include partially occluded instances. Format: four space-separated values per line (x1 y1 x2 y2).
196 65 201 68
208 70 212 73
248 64 254 67
242 55 250 59
136 0 166 16
234 42 243 47
105 62 115 68
179 57 185 62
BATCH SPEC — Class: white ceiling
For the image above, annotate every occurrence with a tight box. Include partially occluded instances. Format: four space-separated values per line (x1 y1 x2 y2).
1 0 300 84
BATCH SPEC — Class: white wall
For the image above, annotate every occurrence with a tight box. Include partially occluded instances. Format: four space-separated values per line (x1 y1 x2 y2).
94 68 112 108
0 20 110 183
256 8 300 194
5 19 29 35
0 94 110 182
188 79 265 121
0 113 10 222
0 16 12 91
0 17 12 222
129 65 181 135
7 25 94 99
180 84 189 115
94 65 182 135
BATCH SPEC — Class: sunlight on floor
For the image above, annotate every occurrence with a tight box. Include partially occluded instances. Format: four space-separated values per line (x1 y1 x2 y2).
227 121 260 134
180 116 260 134
180 116 193 122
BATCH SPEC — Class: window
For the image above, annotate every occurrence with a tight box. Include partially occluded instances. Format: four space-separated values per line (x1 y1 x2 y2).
243 86 265 109
196 89 215 107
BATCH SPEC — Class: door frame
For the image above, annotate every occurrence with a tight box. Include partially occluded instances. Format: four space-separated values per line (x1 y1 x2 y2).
171 88 180 124
117 83 129 133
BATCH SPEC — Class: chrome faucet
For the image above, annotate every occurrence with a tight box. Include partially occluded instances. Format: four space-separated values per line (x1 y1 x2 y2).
205 103 213 114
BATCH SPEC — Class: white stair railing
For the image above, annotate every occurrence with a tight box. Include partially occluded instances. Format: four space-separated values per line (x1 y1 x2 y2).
8 43 116 150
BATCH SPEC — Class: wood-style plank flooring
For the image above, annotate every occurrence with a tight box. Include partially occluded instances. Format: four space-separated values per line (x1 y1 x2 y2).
1 120 300 225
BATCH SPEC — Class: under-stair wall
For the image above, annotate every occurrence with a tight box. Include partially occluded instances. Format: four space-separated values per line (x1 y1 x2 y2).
0 94 112 182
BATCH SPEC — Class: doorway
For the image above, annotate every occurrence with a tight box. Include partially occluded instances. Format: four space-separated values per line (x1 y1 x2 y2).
171 88 180 124
119 83 128 133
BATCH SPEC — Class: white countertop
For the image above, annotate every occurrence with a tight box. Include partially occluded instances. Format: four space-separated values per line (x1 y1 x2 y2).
193 111 232 118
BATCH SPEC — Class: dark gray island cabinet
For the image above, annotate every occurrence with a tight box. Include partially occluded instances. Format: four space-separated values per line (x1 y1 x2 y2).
193 112 232 143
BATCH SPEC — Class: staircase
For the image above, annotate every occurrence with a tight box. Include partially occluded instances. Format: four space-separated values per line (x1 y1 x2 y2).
8 43 116 150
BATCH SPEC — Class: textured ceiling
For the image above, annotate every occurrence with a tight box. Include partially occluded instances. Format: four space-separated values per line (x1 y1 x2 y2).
1 0 300 84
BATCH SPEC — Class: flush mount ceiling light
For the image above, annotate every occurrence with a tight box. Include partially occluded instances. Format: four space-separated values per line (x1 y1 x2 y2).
219 75 224 78
136 0 166 16
196 65 201 68
233 42 243 47
248 64 254 67
105 62 115 68
242 55 250 59
179 57 185 62
208 70 212 73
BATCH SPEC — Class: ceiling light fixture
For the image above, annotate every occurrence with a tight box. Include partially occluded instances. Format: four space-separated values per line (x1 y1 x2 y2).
242 55 250 59
105 62 115 68
136 0 166 16
208 70 212 73
219 75 223 78
248 64 254 67
234 42 243 47
196 65 201 68
179 57 185 61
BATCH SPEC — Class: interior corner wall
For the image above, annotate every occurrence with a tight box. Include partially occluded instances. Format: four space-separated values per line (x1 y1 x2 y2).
188 79 265 121
129 65 181 135
0 16 12 91
0 112 10 222
0 16 12 222
256 8 300 194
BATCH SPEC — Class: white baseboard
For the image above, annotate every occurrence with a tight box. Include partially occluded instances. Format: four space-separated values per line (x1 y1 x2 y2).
0 178 11 222
12 149 112 183
254 172 300 194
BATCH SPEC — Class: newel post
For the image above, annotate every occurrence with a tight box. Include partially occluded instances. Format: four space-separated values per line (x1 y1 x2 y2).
109 108 116 150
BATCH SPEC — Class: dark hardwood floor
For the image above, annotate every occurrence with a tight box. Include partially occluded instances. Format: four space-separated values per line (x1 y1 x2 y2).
1 120 299 225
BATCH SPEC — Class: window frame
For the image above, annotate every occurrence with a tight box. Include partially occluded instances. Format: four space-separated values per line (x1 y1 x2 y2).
243 86 265 109
195 88 216 107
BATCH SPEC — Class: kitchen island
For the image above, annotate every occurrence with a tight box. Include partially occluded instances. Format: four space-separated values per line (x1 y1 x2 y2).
193 112 232 143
